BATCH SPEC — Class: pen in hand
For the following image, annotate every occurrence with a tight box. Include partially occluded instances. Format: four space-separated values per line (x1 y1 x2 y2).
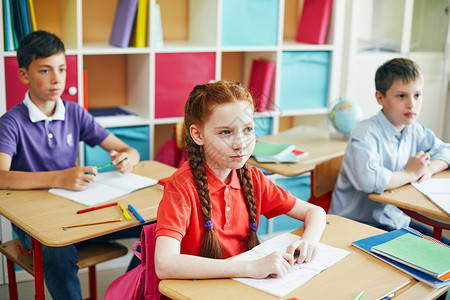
97 157 128 171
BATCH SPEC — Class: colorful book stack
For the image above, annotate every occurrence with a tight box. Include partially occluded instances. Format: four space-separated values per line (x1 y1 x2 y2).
295 0 333 44
109 0 163 48
252 140 308 163
247 59 276 112
352 227 450 288
3 0 37 51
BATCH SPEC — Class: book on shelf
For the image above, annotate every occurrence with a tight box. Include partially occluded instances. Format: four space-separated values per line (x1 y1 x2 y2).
295 0 333 45
28 0 37 31
88 106 139 120
18 0 32 36
109 0 139 48
412 178 450 216
11 0 24 44
129 0 148 47
231 232 350 297
49 171 157 206
352 227 450 288
153 3 164 48
247 59 275 112
3 0 14 51
371 233 450 280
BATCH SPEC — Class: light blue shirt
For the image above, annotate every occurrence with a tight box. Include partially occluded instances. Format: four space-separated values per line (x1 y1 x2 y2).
329 111 450 229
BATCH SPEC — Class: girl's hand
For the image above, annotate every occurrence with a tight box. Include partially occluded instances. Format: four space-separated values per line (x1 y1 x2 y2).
286 238 319 264
57 166 97 190
109 150 132 173
248 252 294 279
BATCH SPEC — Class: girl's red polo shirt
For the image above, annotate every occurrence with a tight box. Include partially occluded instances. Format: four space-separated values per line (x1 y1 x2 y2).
156 161 296 258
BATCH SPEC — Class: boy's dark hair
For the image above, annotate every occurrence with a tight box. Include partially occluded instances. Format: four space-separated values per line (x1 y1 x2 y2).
17 30 65 69
375 58 422 96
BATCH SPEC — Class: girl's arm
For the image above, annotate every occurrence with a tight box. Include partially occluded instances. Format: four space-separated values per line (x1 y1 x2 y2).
99 134 140 173
285 199 326 263
155 236 295 280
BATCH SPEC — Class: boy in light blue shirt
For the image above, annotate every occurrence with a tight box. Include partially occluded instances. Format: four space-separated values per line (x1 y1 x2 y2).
329 58 450 237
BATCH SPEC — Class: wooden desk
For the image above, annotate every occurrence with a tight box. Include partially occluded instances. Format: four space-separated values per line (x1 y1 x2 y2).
247 126 347 177
369 171 450 240
0 160 176 299
159 215 447 300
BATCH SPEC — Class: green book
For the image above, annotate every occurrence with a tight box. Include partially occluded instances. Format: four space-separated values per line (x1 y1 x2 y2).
252 141 295 160
371 233 450 279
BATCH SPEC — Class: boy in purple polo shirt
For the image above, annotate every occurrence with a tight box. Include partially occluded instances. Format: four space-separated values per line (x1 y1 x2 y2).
0 31 141 299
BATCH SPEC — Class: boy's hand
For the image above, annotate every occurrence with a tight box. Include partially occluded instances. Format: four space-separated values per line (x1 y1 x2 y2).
109 150 132 173
248 252 293 278
404 151 431 182
286 238 319 264
57 166 97 190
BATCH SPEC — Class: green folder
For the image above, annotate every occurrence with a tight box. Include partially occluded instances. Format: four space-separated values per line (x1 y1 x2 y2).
371 233 450 278
252 141 295 159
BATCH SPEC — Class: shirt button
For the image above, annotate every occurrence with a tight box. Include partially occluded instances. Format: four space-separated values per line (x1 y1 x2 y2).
225 187 229 193
226 206 230 212
48 133 53 139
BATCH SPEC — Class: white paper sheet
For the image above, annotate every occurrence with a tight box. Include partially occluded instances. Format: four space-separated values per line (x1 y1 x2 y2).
49 171 157 206
232 233 350 297
412 178 450 216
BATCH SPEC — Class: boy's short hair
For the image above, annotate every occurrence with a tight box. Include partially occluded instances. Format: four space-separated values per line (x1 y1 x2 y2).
375 58 422 95
17 30 65 69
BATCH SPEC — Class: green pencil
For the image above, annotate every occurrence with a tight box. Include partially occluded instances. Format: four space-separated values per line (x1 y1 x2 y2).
96 157 128 171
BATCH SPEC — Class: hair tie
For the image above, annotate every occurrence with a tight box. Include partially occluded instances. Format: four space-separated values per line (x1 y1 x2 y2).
204 220 213 230
250 222 257 232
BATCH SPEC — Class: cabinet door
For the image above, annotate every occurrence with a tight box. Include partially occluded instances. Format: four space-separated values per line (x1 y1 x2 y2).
4 55 78 110
155 52 216 118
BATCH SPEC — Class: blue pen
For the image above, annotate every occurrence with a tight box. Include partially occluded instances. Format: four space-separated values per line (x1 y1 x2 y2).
128 204 145 223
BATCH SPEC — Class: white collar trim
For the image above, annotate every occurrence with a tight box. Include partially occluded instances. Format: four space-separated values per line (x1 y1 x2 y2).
23 93 66 123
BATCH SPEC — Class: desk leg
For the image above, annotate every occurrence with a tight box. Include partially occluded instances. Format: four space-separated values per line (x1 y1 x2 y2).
400 208 450 241
31 238 45 300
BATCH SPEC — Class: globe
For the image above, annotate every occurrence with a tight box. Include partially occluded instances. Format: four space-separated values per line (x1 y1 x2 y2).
328 99 363 135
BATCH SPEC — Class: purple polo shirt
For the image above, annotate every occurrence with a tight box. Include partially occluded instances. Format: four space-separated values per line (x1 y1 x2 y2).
0 96 110 172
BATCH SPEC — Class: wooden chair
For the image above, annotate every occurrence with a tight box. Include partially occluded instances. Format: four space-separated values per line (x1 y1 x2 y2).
0 239 128 300
308 155 344 213
174 120 185 167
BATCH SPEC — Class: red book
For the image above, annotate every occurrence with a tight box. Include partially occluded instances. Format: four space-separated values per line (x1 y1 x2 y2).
295 0 333 45
247 59 276 112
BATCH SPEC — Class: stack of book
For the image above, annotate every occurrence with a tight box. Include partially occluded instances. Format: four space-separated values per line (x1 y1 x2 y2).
3 0 37 51
252 140 308 163
88 106 139 122
352 227 450 288
109 0 163 48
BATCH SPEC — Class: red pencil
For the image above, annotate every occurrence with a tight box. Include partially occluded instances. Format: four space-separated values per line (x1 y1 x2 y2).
77 202 118 214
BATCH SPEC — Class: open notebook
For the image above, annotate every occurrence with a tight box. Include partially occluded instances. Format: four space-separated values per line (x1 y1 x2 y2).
231 233 349 297
49 171 157 206
412 178 450 216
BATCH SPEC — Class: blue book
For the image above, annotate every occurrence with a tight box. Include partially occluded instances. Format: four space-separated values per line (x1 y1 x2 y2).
11 0 24 43
3 0 14 51
352 227 450 288
18 0 31 35
88 106 138 118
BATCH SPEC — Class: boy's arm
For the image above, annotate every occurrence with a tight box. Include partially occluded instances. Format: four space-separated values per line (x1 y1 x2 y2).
99 134 140 173
0 152 97 190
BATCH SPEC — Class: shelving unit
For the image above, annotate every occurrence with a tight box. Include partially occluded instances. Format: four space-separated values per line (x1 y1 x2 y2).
1 0 346 158
0 0 346 281
342 0 450 138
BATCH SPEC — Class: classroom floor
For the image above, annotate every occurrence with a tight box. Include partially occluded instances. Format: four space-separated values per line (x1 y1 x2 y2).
0 265 126 299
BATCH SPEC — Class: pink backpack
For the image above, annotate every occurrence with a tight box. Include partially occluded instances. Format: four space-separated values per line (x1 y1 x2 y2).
105 223 166 300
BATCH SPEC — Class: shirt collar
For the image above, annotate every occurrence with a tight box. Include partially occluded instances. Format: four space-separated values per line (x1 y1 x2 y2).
204 162 242 194
376 110 406 138
23 92 66 123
